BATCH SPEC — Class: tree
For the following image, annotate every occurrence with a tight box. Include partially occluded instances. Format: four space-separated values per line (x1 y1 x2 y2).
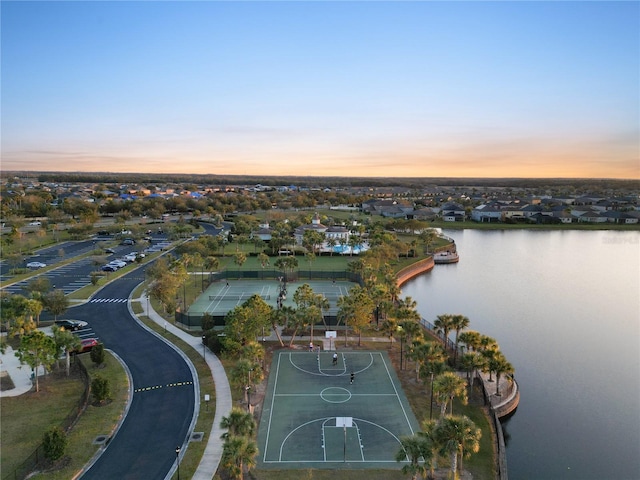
220 407 256 440
293 284 329 343
434 314 455 352
460 352 485 390
394 434 433 480
433 415 481 479
490 351 514 396
257 252 270 270
223 295 273 355
221 435 258 480
433 371 468 417
25 276 52 299
234 252 247 269
43 289 69 321
91 374 111 404
335 285 373 346
52 325 81 376
15 330 58 392
274 255 298 282
411 340 446 384
43 426 67 462
458 330 482 353
451 314 470 364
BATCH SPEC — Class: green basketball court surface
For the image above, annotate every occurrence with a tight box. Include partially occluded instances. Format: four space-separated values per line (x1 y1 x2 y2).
257 350 420 469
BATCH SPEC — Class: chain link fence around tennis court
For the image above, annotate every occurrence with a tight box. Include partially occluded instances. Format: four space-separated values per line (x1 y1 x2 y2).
175 269 363 330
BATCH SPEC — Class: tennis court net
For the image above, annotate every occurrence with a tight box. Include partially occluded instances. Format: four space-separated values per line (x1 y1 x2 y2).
209 294 271 301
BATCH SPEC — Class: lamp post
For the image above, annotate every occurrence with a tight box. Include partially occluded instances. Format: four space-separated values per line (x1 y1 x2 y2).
397 326 404 371
429 371 435 420
175 446 181 480
202 335 206 360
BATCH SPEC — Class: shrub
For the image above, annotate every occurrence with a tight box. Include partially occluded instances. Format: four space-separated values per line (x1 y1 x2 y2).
91 374 111 404
43 426 67 462
90 343 105 366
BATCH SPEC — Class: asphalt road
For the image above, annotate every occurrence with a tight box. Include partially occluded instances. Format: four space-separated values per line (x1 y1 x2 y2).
3 222 224 478
65 267 196 480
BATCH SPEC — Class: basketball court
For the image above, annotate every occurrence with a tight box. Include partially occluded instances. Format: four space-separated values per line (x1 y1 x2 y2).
257 350 420 469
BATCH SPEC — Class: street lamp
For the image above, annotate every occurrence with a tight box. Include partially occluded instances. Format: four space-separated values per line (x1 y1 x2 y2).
175 446 181 480
429 371 435 420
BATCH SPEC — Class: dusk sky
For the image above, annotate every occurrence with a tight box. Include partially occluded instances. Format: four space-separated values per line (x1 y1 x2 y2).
2 1 638 179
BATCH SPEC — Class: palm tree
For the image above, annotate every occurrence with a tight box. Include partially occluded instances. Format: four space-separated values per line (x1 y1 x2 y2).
419 419 439 479
52 325 81 376
434 314 454 352
459 352 485 390
433 415 481 480
394 434 433 480
450 314 470 364
458 330 482 353
221 435 258 480
220 407 256 440
433 371 468 417
490 352 514 396
410 340 446 383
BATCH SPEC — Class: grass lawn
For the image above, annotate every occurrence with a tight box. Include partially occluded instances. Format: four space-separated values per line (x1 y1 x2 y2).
1 352 129 480
1 369 85 478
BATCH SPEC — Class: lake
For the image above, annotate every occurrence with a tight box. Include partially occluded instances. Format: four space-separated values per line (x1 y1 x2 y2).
401 229 640 480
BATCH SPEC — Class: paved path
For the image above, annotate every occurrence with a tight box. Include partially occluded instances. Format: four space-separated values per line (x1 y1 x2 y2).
0 346 36 397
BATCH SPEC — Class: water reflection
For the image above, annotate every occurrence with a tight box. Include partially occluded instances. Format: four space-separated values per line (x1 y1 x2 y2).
402 230 640 479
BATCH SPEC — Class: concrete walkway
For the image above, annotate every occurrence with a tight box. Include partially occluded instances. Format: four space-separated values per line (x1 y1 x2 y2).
138 294 232 480
0 346 36 397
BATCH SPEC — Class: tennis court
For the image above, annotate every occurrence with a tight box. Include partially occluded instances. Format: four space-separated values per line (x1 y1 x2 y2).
189 279 353 318
257 350 420 469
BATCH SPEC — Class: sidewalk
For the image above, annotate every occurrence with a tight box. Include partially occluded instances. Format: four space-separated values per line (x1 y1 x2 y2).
0 346 35 397
1 327 54 398
138 294 232 480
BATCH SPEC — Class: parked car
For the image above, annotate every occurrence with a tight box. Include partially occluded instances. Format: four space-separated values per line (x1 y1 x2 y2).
96 230 110 236
55 319 88 331
28 221 42 226
123 254 136 263
121 238 135 246
75 338 99 354
101 264 118 272
105 248 115 254
26 261 46 269
109 259 127 268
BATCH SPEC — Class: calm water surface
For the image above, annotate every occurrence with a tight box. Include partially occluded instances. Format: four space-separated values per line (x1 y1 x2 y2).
401 230 640 480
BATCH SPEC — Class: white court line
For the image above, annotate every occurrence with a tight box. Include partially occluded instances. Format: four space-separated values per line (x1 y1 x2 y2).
263 350 282 462
380 351 416 435
263 351 412 464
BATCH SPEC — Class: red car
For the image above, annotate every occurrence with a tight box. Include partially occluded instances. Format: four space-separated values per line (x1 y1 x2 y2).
76 338 99 354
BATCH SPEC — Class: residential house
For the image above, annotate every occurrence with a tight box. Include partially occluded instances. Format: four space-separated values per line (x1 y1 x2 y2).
470 203 502 223
440 202 465 222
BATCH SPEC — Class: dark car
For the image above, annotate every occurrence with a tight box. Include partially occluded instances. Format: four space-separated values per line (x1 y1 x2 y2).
121 238 135 246
55 319 88 331
75 338 99 354
101 264 118 272
104 248 116 254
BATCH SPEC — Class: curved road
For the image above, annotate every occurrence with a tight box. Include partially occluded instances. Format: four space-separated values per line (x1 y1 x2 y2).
69 268 196 479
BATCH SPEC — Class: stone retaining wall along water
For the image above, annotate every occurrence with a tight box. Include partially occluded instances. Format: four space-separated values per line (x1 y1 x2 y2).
396 256 435 287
